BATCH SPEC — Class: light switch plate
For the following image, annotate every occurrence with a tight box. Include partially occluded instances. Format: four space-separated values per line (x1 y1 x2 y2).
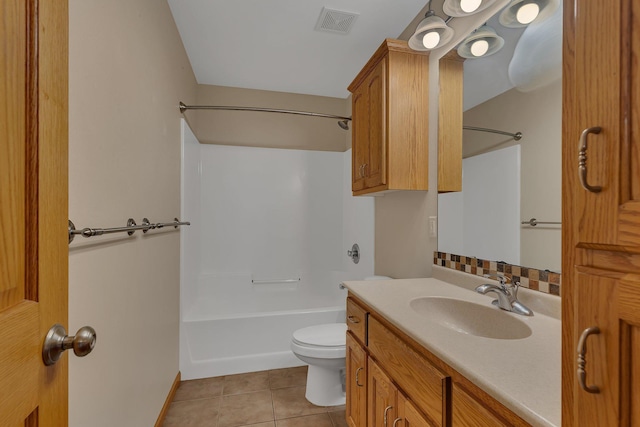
428 216 437 238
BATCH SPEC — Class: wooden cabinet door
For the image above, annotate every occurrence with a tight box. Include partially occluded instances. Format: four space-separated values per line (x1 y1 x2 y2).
363 59 386 190
397 393 433 427
351 59 386 193
0 0 69 425
368 358 397 427
451 383 510 427
352 83 368 192
346 332 367 427
573 270 640 426
566 0 640 246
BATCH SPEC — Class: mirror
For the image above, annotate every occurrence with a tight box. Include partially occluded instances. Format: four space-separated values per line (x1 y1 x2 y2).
437 6 562 273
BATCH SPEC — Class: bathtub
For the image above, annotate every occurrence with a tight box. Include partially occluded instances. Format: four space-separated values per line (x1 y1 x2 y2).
181 304 346 380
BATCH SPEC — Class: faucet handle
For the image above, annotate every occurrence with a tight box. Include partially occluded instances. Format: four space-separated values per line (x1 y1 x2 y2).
483 273 510 287
510 280 521 296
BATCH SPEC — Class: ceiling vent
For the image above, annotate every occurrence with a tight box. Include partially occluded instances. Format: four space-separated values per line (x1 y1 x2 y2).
315 7 359 34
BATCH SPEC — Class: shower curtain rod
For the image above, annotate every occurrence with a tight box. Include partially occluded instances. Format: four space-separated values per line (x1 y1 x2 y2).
178 102 520 139
178 102 351 122
463 126 523 141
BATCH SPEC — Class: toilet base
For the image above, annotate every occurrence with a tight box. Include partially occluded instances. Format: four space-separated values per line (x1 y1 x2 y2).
304 364 346 406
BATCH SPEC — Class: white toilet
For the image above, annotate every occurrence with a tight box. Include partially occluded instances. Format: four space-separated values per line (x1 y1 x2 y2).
290 275 392 406
291 323 348 406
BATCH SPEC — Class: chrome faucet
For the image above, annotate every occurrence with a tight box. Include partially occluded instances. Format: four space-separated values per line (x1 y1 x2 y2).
475 274 533 316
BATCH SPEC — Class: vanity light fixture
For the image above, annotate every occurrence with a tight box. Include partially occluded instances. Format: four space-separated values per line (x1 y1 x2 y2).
408 0 455 51
457 25 504 58
443 0 498 17
498 0 559 28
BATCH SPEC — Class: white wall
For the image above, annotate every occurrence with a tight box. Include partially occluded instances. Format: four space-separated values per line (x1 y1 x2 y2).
68 1 197 426
373 55 441 280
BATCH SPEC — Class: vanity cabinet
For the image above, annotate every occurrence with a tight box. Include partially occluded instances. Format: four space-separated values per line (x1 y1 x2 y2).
346 332 367 427
346 298 368 427
368 359 397 427
452 383 511 427
345 295 530 427
347 39 429 196
562 0 640 425
369 359 432 427
397 392 433 427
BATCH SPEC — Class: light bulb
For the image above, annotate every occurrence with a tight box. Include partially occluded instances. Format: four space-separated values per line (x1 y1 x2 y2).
516 2 540 24
422 31 441 49
470 39 489 57
460 0 482 13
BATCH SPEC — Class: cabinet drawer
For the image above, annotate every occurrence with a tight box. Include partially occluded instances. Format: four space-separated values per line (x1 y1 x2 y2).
452 383 511 427
346 298 367 344
368 316 449 427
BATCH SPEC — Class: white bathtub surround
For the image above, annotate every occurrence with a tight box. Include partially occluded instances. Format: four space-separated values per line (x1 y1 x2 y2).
342 274 561 427
181 124 374 379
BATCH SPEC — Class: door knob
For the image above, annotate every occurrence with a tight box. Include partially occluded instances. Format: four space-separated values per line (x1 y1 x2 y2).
43 324 97 366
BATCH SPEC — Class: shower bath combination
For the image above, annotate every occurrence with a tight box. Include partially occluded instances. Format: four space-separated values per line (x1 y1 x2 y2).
180 126 375 382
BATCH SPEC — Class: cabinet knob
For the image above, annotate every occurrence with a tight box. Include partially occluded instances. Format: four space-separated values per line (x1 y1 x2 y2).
347 315 360 324
577 326 600 394
578 127 602 193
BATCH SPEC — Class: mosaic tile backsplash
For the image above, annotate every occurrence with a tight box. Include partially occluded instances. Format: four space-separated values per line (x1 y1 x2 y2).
434 251 561 296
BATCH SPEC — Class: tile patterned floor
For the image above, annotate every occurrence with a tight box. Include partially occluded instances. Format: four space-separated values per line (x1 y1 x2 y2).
163 366 348 427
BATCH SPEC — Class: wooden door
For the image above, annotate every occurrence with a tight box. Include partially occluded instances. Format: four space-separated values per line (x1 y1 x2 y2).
569 0 640 246
397 393 432 427
368 358 397 427
0 0 68 425
346 332 367 427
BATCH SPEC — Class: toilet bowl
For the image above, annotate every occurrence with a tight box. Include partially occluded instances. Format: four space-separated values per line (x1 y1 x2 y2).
291 323 347 406
291 275 393 406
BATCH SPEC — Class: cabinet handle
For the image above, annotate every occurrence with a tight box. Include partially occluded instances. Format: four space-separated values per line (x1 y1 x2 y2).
393 418 402 427
577 326 601 394
578 127 602 193
347 315 360 324
362 163 367 177
359 164 366 178
355 367 364 387
383 405 393 427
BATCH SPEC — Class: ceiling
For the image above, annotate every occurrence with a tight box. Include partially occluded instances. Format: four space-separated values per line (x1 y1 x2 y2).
167 0 429 99
167 0 560 108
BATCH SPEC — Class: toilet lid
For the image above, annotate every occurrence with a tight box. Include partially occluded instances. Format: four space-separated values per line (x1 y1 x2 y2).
292 323 347 347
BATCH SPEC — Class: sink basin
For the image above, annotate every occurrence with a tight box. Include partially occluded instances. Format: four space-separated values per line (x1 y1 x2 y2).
409 297 532 340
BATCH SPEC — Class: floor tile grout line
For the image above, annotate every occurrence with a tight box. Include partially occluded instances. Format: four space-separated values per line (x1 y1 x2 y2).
270 389 276 427
216 392 222 427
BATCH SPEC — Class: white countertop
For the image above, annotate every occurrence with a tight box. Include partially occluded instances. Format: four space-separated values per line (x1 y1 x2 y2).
342 271 561 427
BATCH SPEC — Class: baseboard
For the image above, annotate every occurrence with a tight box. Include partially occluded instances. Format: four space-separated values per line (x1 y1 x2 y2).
155 371 181 427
